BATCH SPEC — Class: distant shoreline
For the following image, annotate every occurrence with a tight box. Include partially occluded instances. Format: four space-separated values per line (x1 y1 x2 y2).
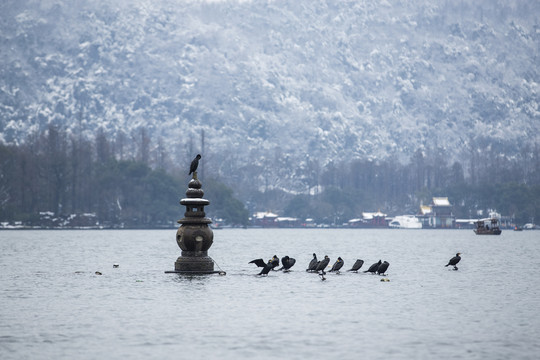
1 226 534 231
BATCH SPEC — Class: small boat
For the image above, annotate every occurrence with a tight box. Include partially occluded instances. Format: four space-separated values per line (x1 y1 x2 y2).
389 215 422 229
210 223 223 230
474 218 502 235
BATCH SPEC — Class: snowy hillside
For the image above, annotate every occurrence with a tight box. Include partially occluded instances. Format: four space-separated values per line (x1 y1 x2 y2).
1 0 539 191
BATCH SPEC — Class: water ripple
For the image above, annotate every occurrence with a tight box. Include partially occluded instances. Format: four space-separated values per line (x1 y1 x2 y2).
1 229 539 359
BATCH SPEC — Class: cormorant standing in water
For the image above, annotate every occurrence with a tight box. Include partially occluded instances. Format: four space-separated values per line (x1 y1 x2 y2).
347 259 364 272
307 253 318 272
445 253 462 270
279 256 296 271
189 154 201 175
249 258 274 276
377 261 390 275
315 255 330 280
329 257 344 274
258 260 273 276
270 255 280 270
364 260 382 274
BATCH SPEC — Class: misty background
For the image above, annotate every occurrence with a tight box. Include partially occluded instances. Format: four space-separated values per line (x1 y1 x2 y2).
0 0 539 226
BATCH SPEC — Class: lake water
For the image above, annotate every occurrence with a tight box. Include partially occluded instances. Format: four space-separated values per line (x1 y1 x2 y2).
1 228 539 359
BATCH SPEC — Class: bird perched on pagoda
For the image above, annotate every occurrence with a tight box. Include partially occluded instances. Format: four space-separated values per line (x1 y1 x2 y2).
189 154 201 176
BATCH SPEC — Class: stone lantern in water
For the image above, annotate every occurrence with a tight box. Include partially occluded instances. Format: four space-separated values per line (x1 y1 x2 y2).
167 171 222 274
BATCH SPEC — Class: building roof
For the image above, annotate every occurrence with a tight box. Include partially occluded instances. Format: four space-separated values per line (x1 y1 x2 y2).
419 205 432 215
362 211 386 219
276 217 298 222
253 211 279 219
432 197 451 206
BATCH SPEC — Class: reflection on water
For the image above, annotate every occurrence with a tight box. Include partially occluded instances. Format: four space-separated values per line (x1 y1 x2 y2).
1 229 540 359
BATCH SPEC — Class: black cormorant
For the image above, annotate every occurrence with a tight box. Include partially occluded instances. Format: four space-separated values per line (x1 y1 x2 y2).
377 261 390 275
307 253 318 272
329 257 344 273
315 255 330 275
279 256 296 271
259 261 273 276
249 258 266 267
270 255 280 269
249 258 274 276
445 253 462 270
347 259 364 272
189 154 201 175
364 260 382 274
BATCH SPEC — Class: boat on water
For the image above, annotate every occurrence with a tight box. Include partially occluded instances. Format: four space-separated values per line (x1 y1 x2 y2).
389 215 422 229
474 218 502 235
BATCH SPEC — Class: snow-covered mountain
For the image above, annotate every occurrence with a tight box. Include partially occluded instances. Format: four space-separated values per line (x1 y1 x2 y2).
1 0 538 192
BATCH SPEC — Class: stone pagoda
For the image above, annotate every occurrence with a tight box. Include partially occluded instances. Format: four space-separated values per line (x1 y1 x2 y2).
166 171 223 275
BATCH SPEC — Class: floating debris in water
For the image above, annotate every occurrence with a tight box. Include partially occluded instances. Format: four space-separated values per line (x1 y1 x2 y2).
135 280 143 282
113 264 119 268
95 271 102 275
380 278 390 282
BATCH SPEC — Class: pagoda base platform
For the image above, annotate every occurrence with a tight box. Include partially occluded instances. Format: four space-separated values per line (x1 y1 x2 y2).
166 253 226 275
165 270 226 275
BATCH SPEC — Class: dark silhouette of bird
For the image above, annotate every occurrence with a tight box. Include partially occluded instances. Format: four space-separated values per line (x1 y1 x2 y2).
249 258 266 267
250 255 279 271
364 260 382 274
279 256 296 271
329 257 344 273
315 255 330 275
270 255 280 270
445 253 462 270
307 253 318 272
189 154 201 175
347 259 364 272
377 261 390 275
257 261 273 276
249 258 274 276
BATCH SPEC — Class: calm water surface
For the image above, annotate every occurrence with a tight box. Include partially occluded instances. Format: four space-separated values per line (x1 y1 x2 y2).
1 229 539 359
